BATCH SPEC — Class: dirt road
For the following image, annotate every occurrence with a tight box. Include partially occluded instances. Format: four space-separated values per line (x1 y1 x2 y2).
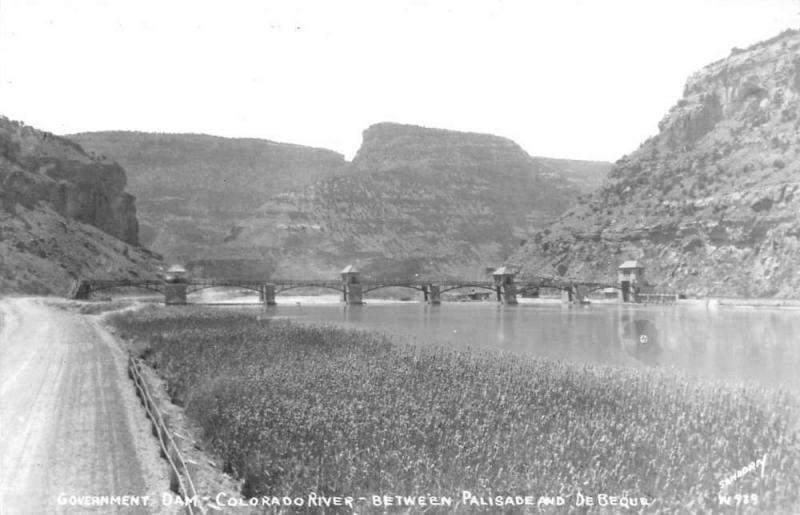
0 298 170 514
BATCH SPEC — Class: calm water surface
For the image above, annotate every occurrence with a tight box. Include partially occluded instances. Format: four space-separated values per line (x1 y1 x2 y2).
257 299 800 391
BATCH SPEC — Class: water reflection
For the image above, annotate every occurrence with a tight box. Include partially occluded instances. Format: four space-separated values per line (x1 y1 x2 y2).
618 313 662 364
342 304 365 324
267 301 800 391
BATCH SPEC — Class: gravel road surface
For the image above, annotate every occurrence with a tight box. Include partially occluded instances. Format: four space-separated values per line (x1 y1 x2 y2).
0 298 171 514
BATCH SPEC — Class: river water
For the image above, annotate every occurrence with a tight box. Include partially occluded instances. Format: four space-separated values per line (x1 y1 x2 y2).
240 296 800 391
189 288 800 390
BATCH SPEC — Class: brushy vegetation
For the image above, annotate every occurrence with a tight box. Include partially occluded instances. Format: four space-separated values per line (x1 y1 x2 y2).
109 307 800 513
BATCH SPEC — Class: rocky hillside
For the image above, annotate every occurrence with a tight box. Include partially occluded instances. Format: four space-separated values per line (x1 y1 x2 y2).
69 132 348 262
223 123 610 280
0 117 159 294
509 29 800 298
532 156 611 194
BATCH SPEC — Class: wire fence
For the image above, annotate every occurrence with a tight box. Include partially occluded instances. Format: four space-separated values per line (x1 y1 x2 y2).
128 357 208 514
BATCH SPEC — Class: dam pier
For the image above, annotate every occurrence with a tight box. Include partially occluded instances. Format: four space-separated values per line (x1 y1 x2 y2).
72 261 677 306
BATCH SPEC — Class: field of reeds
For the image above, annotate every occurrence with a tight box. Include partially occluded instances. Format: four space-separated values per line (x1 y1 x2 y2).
109 307 800 513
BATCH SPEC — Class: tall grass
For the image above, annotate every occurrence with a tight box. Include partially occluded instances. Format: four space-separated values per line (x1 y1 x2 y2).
110 307 800 513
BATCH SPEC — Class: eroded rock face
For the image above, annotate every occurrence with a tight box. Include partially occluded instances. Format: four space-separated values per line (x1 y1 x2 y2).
1 117 139 245
509 29 800 298
227 123 609 280
0 116 159 294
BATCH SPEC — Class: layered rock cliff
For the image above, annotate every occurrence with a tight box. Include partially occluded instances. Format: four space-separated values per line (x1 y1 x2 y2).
509 29 800 297
70 132 349 262
1 119 139 244
226 123 610 280
0 116 159 294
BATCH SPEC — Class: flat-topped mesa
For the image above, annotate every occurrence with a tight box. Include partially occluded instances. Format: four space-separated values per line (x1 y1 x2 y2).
352 122 533 173
226 122 610 281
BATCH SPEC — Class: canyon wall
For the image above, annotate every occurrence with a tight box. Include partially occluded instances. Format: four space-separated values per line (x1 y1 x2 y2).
509 29 800 297
0 116 159 294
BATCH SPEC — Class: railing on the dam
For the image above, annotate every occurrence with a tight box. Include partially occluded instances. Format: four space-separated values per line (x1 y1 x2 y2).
638 292 680 304
69 272 679 306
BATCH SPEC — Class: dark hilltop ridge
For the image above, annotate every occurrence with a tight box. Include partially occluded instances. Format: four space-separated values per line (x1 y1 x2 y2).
72 123 610 280
509 28 800 298
69 131 350 265
0 116 160 294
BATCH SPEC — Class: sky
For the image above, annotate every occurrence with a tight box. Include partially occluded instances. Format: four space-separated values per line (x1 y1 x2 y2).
0 0 798 162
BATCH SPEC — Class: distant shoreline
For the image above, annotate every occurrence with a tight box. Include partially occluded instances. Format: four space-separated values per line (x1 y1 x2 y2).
47 290 800 310
678 298 800 309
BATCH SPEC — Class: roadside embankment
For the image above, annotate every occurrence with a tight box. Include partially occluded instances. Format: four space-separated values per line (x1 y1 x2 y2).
89 301 244 514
